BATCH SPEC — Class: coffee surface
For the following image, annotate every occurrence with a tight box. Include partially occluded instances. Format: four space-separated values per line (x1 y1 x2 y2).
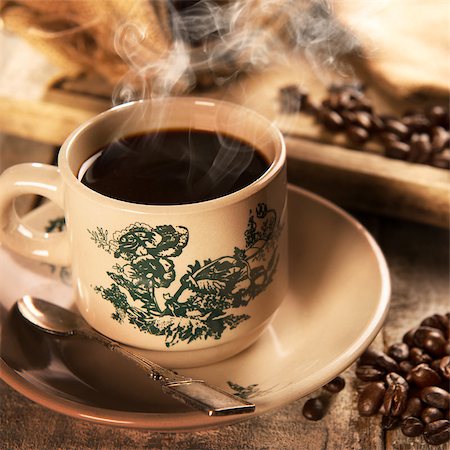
80 130 269 205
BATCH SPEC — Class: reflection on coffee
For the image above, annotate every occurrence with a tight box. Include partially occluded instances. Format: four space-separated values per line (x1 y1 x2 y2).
80 130 269 205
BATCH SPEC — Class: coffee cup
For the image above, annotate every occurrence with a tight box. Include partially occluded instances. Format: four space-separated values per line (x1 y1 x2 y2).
0 97 287 367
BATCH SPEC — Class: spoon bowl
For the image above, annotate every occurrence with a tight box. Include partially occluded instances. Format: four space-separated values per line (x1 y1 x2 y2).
17 295 84 336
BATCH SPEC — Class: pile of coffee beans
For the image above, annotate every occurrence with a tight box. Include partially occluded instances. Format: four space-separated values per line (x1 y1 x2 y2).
302 376 346 421
356 313 449 446
278 84 450 169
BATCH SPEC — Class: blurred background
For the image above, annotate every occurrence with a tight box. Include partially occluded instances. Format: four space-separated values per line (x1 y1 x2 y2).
0 0 449 224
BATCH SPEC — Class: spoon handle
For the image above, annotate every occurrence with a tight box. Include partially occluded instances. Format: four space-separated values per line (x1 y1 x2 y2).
78 326 188 383
77 326 255 416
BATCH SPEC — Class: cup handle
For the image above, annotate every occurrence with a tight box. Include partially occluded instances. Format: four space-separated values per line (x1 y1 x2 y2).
0 163 70 266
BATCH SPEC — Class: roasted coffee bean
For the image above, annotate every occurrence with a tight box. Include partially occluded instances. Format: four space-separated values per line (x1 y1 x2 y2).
382 414 400 430
402 114 431 133
340 110 372 127
302 397 328 421
279 85 307 114
405 372 414 385
362 350 400 373
351 97 373 113
387 343 409 362
414 326 443 346
437 316 449 331
358 348 384 366
341 110 357 126
425 430 450 445
428 106 449 128
304 99 320 115
431 127 450 153
445 341 450 357
319 109 344 131
421 314 449 334
385 119 409 139
439 356 450 380
321 98 332 109
384 377 409 416
386 372 409 388
337 91 353 109
410 364 442 388
437 315 449 336
430 360 445 380
356 365 385 381
356 381 373 394
347 125 369 144
379 131 400 145
328 91 349 110
353 111 373 130
423 332 448 356
279 86 298 113
420 386 450 410
414 327 447 356
327 85 368 111
403 328 417 347
426 419 450 433
410 347 433 365
431 359 441 371
385 141 410 160
402 396 423 419
371 114 385 132
380 114 397 124
409 133 432 163
399 360 414 375
424 419 450 445
375 353 399 372
422 407 444 424
323 376 346 393
358 382 386 416
431 148 450 169
401 416 424 437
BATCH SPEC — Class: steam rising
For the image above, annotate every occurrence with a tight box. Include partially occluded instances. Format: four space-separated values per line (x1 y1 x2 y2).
102 0 386 202
112 0 368 104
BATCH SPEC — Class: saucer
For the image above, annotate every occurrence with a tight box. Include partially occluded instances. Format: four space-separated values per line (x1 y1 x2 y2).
0 185 390 431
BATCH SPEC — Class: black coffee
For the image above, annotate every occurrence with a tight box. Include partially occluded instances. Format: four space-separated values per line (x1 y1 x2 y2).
80 130 269 205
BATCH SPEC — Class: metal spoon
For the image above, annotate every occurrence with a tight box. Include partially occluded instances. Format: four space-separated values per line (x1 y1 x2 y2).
16 295 255 416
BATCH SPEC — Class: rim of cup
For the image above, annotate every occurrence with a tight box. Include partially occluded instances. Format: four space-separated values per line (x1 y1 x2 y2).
58 97 286 214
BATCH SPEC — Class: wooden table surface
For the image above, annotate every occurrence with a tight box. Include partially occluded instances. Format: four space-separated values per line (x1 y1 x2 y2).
1 208 448 450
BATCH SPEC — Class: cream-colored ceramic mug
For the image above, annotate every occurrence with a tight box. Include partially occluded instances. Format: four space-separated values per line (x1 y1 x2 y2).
0 97 287 367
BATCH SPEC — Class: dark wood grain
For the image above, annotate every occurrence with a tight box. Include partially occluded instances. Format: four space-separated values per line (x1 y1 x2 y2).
1 213 448 449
